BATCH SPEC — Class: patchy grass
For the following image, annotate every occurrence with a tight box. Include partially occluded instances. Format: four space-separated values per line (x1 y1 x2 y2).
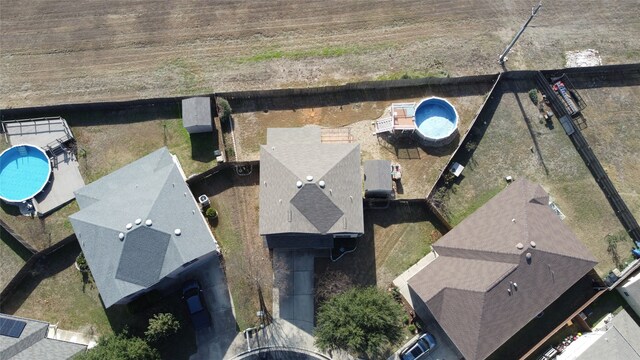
376 69 449 81
238 44 387 63
584 290 630 328
189 168 271 330
0 229 31 290
316 202 445 290
439 83 629 276
1 241 112 335
578 85 640 223
0 200 79 251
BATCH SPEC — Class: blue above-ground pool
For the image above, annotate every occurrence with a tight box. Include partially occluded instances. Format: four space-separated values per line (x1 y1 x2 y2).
0 144 51 203
414 97 459 146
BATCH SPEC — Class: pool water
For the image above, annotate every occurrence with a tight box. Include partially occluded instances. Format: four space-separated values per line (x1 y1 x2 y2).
0 145 51 202
414 98 457 139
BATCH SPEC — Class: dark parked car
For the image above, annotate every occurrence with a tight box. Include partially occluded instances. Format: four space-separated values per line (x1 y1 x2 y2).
182 280 211 329
400 332 437 360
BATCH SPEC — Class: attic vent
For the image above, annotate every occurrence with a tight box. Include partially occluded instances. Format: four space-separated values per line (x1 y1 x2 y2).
516 243 524 250
183 192 187 197
319 180 326 188
279 199 283 204
174 229 181 236
530 241 537 248
306 175 314 182
507 288 512 295
513 282 518 290
145 219 153 226
118 233 125 240
512 218 516 223
135 218 142 225
526 253 532 261
126 223 133 230
296 181 303 188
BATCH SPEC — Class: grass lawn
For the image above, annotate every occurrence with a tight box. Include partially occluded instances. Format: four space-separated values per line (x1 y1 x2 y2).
0 228 31 290
578 85 640 223
0 241 112 335
438 81 630 277
189 168 271 330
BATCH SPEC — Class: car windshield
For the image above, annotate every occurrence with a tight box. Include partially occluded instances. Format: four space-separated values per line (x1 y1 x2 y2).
419 338 432 350
187 295 204 313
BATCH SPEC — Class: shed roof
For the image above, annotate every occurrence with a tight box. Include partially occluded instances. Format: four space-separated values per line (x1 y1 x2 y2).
364 160 392 194
576 310 640 360
69 147 217 307
259 127 363 236
182 97 212 128
408 179 597 360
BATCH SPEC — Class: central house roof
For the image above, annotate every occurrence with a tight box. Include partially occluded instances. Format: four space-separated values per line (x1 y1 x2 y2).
69 148 217 308
259 126 363 236
408 179 597 360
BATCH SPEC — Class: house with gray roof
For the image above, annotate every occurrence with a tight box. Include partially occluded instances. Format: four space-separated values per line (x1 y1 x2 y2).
259 126 364 249
0 314 86 359
555 309 640 360
398 179 597 360
69 147 218 308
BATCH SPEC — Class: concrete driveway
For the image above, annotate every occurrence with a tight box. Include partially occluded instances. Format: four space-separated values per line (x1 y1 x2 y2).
391 321 461 360
189 254 239 360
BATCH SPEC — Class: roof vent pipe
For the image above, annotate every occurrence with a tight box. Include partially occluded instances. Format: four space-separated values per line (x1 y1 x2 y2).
119 233 125 240
174 229 181 236
319 180 326 188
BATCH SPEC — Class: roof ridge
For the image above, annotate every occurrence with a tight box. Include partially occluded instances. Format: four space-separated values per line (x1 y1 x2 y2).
316 144 359 180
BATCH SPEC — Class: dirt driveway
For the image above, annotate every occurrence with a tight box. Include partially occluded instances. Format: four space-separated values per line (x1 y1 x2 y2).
2 1 639 107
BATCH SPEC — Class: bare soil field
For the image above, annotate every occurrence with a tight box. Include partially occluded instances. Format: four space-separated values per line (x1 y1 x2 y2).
578 85 640 223
2 0 639 107
233 92 487 198
438 81 631 276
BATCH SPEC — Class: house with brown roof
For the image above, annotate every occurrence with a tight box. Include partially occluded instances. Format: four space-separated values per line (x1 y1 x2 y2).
396 179 597 360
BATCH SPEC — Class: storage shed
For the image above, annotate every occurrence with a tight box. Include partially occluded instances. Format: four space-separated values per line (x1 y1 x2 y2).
364 160 392 198
182 97 213 134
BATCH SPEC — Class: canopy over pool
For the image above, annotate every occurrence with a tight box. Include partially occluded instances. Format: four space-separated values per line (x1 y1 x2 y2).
414 97 458 141
0 144 51 203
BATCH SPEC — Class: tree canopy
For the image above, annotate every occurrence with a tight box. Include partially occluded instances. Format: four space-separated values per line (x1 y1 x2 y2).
314 286 404 359
75 333 160 360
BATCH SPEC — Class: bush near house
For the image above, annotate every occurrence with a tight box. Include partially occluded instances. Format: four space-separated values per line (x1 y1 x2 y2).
315 287 404 359
145 313 181 343
205 207 218 219
217 98 232 124
74 332 160 360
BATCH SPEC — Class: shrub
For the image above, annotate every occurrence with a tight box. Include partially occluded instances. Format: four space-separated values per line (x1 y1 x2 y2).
528 89 539 105
217 97 232 124
205 207 218 219
75 333 159 360
315 287 404 359
408 324 417 333
145 313 180 343
76 252 90 273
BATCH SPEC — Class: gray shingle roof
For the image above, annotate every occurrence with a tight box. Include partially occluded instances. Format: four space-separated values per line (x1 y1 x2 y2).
69 147 217 308
259 128 363 236
408 179 597 360
576 310 640 360
364 160 392 195
0 314 85 360
181 97 212 128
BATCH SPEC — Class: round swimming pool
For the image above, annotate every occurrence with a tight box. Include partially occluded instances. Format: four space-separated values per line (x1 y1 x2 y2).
0 144 51 203
414 97 459 146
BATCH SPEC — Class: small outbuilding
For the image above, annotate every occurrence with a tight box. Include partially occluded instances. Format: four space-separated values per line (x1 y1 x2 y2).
182 97 213 134
364 160 392 199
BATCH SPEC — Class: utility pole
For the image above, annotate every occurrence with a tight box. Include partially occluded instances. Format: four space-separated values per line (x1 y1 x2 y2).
498 1 543 64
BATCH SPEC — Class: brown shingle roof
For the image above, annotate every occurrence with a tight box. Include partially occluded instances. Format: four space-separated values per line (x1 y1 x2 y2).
408 179 597 360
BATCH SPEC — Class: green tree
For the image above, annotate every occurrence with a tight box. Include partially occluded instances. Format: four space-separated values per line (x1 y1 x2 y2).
217 97 232 124
145 313 181 343
75 333 160 360
315 287 404 359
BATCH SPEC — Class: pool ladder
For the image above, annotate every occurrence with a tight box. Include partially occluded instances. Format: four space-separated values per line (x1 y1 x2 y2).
17 146 28 156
